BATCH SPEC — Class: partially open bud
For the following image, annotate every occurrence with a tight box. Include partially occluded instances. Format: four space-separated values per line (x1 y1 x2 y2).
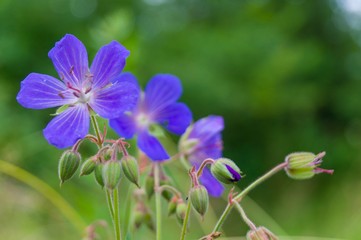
189 185 209 217
58 150 81 185
103 160 122 190
121 155 140 188
211 158 242 184
94 162 104 187
176 200 187 225
80 157 97 176
285 151 334 180
246 227 278 240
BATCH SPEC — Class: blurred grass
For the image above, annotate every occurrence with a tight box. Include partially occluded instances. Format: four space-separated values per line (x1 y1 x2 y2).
1 0 361 239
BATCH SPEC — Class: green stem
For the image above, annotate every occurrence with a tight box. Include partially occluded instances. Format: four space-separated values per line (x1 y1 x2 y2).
90 115 102 148
180 197 192 240
106 189 115 219
112 187 122 240
0 160 86 233
212 162 287 233
233 202 257 230
154 163 162 240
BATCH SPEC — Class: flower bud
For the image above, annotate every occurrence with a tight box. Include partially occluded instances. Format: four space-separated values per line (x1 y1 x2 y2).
103 160 122 190
121 155 140 188
80 157 97 176
145 175 155 199
246 227 277 240
133 202 155 231
211 158 242 184
58 150 81 185
94 162 104 187
167 196 178 216
189 185 209 217
176 201 187 225
160 180 172 201
285 151 334 180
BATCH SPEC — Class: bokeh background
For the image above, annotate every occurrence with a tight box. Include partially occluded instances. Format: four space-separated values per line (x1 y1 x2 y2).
0 0 360 239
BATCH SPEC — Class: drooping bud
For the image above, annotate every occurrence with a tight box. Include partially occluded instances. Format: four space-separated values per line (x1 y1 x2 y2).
80 157 97 176
176 200 187 225
189 185 209 217
121 155 140 188
285 151 334 180
58 150 81 185
246 227 278 240
145 175 155 198
94 162 104 187
160 180 172 201
211 158 242 184
167 196 178 216
133 202 155 231
103 160 122 190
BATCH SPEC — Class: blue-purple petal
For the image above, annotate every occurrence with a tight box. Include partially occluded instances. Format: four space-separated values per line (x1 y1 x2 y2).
200 168 224 197
109 113 136 139
144 74 182 114
137 131 169 161
43 104 90 148
17 73 76 109
48 34 88 88
155 103 192 135
90 41 130 89
89 74 139 119
189 115 224 143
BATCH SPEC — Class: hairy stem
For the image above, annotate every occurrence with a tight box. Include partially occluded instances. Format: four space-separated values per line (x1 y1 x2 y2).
233 201 257 230
180 197 192 240
212 162 287 233
112 188 122 240
154 163 162 240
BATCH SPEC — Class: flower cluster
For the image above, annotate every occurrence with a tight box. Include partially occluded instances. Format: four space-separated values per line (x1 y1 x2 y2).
17 34 334 240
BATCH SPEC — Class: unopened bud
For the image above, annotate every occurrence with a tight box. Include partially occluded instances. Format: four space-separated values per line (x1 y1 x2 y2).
58 150 81 185
160 180 172 201
211 158 242 184
80 157 97 176
103 160 122 190
133 202 155 231
190 185 209 217
246 227 278 240
176 201 187 225
167 196 178 216
285 151 334 180
121 155 140 188
145 176 155 198
94 163 104 187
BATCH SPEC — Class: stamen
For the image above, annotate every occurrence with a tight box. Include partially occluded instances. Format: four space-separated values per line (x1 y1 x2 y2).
58 92 65 99
314 168 334 175
66 82 81 93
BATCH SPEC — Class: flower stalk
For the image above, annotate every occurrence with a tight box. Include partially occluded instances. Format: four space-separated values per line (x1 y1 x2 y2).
154 163 163 240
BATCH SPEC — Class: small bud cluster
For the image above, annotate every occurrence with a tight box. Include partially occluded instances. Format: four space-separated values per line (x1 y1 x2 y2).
58 137 140 190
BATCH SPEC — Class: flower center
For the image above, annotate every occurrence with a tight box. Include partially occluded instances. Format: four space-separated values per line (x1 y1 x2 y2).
136 113 151 129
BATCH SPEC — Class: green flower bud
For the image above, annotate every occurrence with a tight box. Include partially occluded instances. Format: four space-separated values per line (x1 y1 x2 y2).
190 185 209 217
103 160 122 190
94 163 104 187
121 155 140 188
211 158 242 184
167 196 178 216
80 157 96 176
285 152 334 180
160 180 172 201
58 150 81 185
133 203 155 231
145 176 155 199
176 201 187 225
246 227 277 240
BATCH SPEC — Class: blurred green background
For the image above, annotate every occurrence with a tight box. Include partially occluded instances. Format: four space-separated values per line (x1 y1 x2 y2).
0 0 360 239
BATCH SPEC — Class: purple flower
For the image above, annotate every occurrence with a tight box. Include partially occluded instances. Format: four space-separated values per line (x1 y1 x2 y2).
179 115 225 197
110 73 192 161
17 34 139 148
